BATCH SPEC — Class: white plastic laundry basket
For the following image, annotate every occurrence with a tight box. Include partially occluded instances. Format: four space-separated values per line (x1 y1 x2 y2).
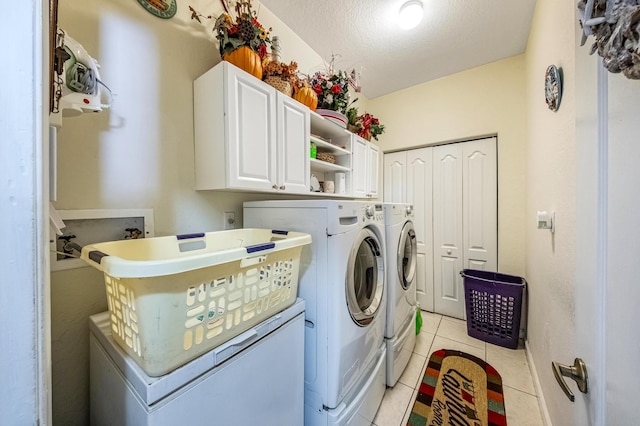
81 228 311 376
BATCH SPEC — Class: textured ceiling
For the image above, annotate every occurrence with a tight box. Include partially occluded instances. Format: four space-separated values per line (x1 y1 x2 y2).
259 0 538 99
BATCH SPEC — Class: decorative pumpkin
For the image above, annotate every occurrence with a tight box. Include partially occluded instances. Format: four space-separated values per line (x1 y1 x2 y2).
223 46 262 80
293 86 318 111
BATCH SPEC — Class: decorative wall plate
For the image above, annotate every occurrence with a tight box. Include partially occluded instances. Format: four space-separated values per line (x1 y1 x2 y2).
136 0 177 19
545 65 562 111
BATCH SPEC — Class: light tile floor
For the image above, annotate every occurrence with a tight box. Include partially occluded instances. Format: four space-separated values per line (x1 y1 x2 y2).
373 311 545 426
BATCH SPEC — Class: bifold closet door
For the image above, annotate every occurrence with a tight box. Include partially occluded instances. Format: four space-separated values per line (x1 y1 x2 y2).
433 138 496 319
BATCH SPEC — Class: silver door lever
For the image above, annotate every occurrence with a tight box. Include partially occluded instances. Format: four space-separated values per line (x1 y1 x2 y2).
552 358 588 402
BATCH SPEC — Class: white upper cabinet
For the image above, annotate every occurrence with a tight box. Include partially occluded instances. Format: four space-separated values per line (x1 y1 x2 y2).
277 94 311 193
352 135 379 198
194 61 379 198
194 62 309 194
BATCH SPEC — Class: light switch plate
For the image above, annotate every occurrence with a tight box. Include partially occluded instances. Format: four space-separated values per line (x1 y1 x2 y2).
537 210 555 233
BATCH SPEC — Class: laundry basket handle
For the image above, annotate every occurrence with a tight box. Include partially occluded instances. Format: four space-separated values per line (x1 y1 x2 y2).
88 250 109 265
245 242 275 253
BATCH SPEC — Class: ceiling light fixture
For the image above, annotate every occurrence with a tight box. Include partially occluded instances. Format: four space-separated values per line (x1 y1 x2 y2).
398 0 424 30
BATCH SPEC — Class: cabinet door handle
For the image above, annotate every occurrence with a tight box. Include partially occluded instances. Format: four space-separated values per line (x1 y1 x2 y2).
272 184 278 190
279 185 285 190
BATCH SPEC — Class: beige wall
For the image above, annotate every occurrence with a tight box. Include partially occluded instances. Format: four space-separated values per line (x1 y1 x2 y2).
52 1 327 423
51 1 579 424
369 56 527 276
524 0 576 423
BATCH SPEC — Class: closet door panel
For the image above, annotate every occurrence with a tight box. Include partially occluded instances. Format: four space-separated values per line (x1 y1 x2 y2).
383 151 406 203
463 137 497 271
407 148 433 312
439 255 461 300
433 144 464 319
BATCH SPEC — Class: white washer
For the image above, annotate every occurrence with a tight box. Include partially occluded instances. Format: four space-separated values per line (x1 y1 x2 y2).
89 300 305 425
382 203 418 386
244 200 387 426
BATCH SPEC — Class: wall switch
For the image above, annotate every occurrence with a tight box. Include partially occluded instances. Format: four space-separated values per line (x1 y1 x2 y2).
536 210 555 233
224 212 236 230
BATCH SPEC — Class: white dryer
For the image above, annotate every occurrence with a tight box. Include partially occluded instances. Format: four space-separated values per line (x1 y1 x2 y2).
382 203 418 386
244 200 387 426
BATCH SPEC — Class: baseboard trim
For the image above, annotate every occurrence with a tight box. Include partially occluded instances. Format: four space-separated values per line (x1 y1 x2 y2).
525 340 553 426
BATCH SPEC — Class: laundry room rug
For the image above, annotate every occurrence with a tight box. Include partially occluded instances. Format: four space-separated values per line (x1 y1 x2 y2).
407 349 507 426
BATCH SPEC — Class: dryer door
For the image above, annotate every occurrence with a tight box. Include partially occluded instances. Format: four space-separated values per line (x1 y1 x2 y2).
398 221 417 290
346 228 385 326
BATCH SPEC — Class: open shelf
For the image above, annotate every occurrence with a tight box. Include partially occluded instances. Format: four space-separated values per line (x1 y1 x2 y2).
309 110 354 197
310 158 351 173
310 111 351 138
306 191 352 198
310 136 351 156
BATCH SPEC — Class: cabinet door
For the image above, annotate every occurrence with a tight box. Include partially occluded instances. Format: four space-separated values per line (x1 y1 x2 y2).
277 94 310 194
433 143 464 319
367 142 380 198
383 151 406 203
352 135 368 198
406 148 434 312
226 66 277 190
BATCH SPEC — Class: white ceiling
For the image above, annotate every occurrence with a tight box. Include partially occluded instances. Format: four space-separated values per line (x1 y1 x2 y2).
259 0 538 99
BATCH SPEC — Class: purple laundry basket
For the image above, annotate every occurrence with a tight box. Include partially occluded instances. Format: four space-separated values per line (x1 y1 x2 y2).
461 269 526 349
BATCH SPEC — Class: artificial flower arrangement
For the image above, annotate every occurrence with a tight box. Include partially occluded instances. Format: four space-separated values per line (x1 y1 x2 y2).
263 59 299 95
346 107 362 133
357 112 385 141
263 60 298 81
309 68 351 114
190 0 272 78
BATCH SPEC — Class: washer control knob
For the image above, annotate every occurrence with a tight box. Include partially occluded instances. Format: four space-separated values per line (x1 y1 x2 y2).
365 205 374 218
406 205 413 216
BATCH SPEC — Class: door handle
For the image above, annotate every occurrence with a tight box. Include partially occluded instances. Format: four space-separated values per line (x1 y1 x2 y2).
552 358 588 402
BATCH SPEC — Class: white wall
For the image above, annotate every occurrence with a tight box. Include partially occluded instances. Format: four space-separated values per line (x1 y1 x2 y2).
368 56 527 276
1 0 49 423
52 1 326 423
523 0 576 423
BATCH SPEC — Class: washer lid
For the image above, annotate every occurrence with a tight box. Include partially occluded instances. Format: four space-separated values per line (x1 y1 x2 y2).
398 221 417 290
346 228 385 326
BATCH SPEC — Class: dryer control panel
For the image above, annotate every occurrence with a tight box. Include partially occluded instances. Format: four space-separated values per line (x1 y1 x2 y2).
405 204 414 218
363 204 385 224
